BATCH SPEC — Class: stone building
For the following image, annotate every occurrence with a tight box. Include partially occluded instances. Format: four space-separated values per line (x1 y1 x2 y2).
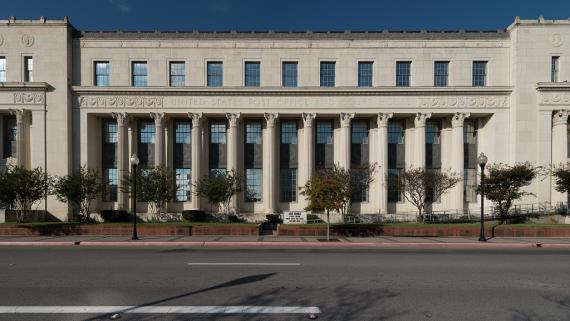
0 16 569 221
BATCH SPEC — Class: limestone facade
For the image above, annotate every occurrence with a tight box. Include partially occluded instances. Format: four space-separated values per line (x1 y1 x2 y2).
0 16 569 220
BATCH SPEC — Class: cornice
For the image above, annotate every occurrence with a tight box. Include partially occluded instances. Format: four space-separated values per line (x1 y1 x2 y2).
72 86 513 96
0 82 49 91
536 82 570 92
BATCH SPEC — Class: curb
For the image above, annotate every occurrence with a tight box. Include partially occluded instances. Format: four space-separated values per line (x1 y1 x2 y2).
1 241 570 248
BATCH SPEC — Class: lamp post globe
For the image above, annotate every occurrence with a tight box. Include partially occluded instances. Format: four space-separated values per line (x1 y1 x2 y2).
478 153 488 242
130 154 139 240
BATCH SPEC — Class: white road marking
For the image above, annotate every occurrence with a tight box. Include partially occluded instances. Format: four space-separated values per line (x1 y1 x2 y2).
187 262 301 266
0 306 320 314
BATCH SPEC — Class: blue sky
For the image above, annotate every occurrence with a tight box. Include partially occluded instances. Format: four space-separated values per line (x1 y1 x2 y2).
3 0 570 31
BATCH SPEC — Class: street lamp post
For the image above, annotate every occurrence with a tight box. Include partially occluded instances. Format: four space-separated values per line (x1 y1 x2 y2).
130 154 140 241
478 152 488 242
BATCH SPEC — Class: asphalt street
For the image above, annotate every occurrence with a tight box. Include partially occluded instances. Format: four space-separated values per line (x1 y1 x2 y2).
0 246 569 321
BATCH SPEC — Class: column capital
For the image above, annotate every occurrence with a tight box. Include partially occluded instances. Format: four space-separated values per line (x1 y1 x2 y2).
188 112 204 128
377 112 393 128
340 112 355 128
553 110 570 127
112 112 131 126
414 112 432 128
226 112 241 128
302 112 316 128
264 112 279 128
9 108 30 123
150 112 165 126
451 112 470 128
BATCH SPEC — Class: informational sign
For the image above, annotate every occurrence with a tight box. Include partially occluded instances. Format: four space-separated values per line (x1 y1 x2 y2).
282 211 307 224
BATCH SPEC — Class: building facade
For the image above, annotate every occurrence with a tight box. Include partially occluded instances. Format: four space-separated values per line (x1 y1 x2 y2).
0 16 569 221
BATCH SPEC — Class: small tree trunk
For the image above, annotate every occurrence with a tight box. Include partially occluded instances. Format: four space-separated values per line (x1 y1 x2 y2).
326 209 330 241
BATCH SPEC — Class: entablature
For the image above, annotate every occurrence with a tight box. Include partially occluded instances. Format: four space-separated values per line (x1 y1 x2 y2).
0 82 48 107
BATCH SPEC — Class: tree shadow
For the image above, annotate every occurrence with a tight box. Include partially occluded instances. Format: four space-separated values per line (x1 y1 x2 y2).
509 308 570 321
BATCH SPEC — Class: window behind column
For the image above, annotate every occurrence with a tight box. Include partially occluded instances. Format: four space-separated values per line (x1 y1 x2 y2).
3 116 17 159
351 120 370 202
282 62 298 87
244 62 260 87
396 61 411 87
358 62 373 87
245 121 263 202
169 62 185 87
425 120 442 203
315 120 334 169
209 120 227 174
472 61 487 87
320 62 335 87
94 61 110 87
138 121 155 168
102 120 118 202
388 120 405 203
174 121 192 202
0 57 6 82
207 62 223 87
464 120 478 203
24 56 33 82
132 62 148 87
280 121 298 202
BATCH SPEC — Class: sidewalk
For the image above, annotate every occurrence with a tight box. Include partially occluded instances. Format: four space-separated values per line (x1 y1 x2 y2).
2 235 570 248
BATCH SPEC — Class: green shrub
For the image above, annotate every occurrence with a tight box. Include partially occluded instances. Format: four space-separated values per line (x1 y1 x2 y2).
100 210 130 222
265 214 282 224
228 215 245 223
182 210 209 222
307 214 324 223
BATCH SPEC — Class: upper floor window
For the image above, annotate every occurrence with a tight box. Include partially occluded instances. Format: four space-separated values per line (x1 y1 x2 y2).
282 62 298 87
139 121 155 144
396 61 411 87
24 56 33 82
551 56 560 82
207 62 223 87
132 61 148 87
434 61 449 87
246 121 262 144
388 121 405 145
104 121 118 143
352 121 369 144
210 121 226 144
426 121 441 145
94 61 110 87
0 57 6 82
316 121 333 145
281 121 297 145
320 61 336 87
244 62 260 87
472 61 487 87
175 121 191 144
169 62 185 87
358 62 373 87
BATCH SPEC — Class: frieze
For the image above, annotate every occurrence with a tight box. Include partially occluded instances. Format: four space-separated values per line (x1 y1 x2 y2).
541 93 570 105
13 92 45 105
78 96 164 108
418 96 509 108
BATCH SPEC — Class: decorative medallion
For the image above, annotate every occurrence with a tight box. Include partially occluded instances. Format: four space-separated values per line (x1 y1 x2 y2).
551 33 563 47
21 34 34 47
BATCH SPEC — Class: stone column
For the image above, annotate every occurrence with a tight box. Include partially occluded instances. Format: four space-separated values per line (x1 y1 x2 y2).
9 108 30 168
339 112 355 169
552 110 569 204
150 112 165 166
188 112 203 210
377 112 393 214
226 112 241 212
450 112 470 211
112 112 130 210
302 113 316 181
413 112 432 168
263 113 278 214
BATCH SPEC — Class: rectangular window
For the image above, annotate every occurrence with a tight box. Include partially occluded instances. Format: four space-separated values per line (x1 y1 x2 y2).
282 62 298 87
175 168 191 202
316 122 333 145
175 121 191 144
244 62 260 87
210 121 226 144
139 121 155 144
320 61 336 87
425 122 441 145
24 56 33 82
104 122 118 143
551 56 560 82
280 122 297 145
0 57 6 82
388 121 405 145
388 120 405 203
472 61 487 86
3 116 17 158
388 169 403 203
246 121 262 144
434 61 449 87
103 168 118 202
280 168 297 202
358 61 373 87
132 61 148 87
351 121 369 144
207 62 223 87
396 61 411 87
246 168 262 202
94 61 110 87
169 62 185 87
